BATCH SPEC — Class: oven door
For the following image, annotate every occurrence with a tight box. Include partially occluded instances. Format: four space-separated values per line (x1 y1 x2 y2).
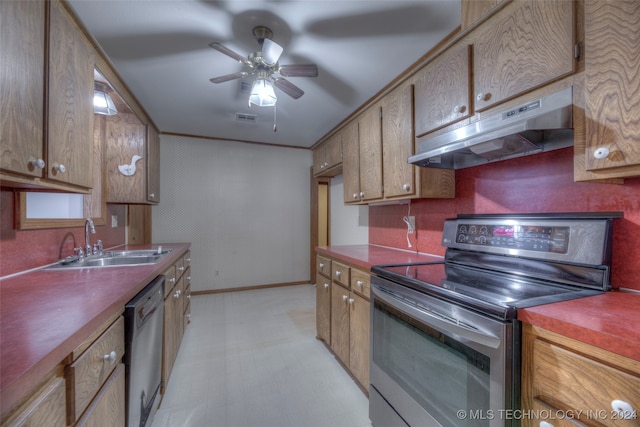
370 276 519 427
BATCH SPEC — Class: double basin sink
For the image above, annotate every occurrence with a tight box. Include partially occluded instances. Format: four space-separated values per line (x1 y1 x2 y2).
48 249 173 269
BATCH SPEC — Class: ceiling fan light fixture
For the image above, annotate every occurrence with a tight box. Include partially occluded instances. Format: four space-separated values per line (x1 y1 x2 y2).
248 77 277 107
93 89 118 115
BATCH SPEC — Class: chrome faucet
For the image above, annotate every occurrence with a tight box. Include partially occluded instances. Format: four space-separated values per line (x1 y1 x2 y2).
85 218 95 256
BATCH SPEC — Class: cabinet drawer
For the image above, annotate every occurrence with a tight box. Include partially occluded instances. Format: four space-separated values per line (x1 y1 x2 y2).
66 316 125 424
350 269 370 299
163 265 176 298
1 375 66 427
533 339 640 426
182 250 191 270
317 255 331 278
332 261 350 288
75 364 125 427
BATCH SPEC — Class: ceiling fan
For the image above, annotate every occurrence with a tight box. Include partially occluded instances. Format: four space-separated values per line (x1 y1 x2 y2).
209 26 318 106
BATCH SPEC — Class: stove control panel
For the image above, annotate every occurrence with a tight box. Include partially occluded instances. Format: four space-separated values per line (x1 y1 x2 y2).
454 223 570 253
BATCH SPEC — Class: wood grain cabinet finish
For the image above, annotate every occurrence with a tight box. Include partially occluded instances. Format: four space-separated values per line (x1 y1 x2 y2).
522 324 640 427
582 0 640 178
414 44 472 138
316 272 331 345
472 0 575 112
1 0 94 191
350 268 370 300
461 0 504 30
348 292 370 390
0 376 66 427
332 261 351 289
74 364 125 427
330 282 351 366
66 316 125 425
358 104 384 203
313 132 343 177
342 120 362 204
146 124 161 203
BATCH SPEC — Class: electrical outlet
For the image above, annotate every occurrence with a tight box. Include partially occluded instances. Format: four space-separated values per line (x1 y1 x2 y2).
408 216 415 233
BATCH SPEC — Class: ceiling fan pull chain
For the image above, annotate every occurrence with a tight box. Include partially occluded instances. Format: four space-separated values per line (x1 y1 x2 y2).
273 104 277 132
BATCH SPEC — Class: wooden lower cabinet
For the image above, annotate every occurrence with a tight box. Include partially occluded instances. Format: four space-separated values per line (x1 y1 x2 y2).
522 323 640 427
75 364 125 427
0 375 66 427
317 253 370 391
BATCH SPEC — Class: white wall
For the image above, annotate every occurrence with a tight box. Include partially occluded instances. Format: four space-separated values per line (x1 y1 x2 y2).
152 135 312 292
329 175 369 245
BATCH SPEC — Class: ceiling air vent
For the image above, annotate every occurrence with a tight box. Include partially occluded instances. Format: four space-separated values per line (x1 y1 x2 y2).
235 113 257 123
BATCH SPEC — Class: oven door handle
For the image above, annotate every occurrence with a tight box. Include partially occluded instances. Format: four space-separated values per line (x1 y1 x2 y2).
372 284 502 349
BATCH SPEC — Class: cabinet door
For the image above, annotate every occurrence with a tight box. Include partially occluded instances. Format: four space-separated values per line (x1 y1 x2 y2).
48 0 94 188
473 0 575 111
106 113 147 203
461 0 503 30
324 132 343 170
75 364 125 427
0 0 45 179
147 124 160 203
414 43 471 137
330 283 350 365
312 146 325 176
162 287 178 393
342 120 361 204
382 83 416 199
316 273 331 344
584 0 640 174
349 292 370 389
358 104 383 202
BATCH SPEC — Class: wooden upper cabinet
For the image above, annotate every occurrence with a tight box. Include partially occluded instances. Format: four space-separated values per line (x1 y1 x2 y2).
0 0 46 179
382 83 415 199
48 0 94 189
342 120 361 204
582 0 640 177
147 124 161 203
313 132 343 177
461 0 503 30
358 104 383 203
414 43 472 137
473 0 575 112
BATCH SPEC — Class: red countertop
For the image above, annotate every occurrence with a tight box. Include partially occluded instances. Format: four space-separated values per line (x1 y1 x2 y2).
0 242 190 415
318 245 640 364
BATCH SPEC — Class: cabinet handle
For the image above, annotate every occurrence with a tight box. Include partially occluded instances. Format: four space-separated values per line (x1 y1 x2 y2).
359 191 364 198
319 263 324 269
356 280 363 288
476 92 486 102
102 350 117 364
53 163 66 173
178 267 185 272
594 147 610 159
30 158 45 169
402 183 410 192
186 294 191 299
539 422 553 427
174 290 181 298
169 278 176 284
324 283 329 289
352 193 359 200
348 298 354 305
335 271 341 277
342 295 348 302
187 275 191 281
611 399 636 419
185 258 191 262
453 105 466 114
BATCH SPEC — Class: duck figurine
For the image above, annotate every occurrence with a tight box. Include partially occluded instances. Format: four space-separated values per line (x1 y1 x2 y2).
118 155 142 176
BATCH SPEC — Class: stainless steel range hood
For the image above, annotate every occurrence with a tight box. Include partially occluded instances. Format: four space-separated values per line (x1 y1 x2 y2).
409 87 574 169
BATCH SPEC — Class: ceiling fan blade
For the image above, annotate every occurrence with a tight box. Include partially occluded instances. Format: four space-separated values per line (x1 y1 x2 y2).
261 38 283 66
209 71 248 84
279 64 318 78
209 42 248 64
273 78 304 99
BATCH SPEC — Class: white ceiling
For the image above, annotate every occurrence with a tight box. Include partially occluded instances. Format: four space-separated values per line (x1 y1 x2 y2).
68 1 461 148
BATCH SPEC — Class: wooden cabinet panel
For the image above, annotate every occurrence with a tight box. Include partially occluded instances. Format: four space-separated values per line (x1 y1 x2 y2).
331 261 350 289
317 255 331 278
358 104 383 202
350 268 370 300
0 376 66 427
473 0 575 112
583 0 640 175
66 316 125 424
315 273 331 344
349 292 370 389
342 120 361 204
146 124 160 203
313 132 343 176
48 0 94 188
414 44 472 137
461 0 503 30
382 83 416 199
0 0 45 179
75 364 125 427
330 283 350 365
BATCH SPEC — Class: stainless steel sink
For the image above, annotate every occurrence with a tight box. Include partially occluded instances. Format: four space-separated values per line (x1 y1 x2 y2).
47 248 172 269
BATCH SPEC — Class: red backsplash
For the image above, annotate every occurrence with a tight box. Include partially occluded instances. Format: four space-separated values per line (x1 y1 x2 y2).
369 147 640 290
0 191 127 277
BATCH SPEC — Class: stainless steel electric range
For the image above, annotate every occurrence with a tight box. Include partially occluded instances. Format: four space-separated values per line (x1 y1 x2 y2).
369 212 621 427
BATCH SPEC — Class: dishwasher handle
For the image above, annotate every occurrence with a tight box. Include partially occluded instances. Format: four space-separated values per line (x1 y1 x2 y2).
126 275 165 339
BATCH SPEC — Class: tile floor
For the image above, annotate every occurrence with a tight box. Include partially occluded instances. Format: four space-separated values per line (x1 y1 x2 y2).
152 284 372 427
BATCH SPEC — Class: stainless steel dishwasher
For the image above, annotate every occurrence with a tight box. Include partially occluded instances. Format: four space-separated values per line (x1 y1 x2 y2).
125 275 165 427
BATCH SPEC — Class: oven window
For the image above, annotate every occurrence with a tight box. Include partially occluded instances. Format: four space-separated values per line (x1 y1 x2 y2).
373 300 491 427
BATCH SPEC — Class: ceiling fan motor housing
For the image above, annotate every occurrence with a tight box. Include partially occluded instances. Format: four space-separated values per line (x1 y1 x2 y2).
252 26 273 45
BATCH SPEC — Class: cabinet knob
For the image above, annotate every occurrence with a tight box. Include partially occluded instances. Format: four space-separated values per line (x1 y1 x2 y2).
352 193 359 199
169 278 176 284
359 191 364 197
185 258 191 262
611 399 636 419
174 290 181 298
453 105 466 114
324 283 329 289
335 271 341 277
594 147 610 159
356 280 363 288
102 350 117 364
186 294 191 299
178 266 185 272
187 275 191 281
348 298 355 305
539 422 553 427
402 183 410 192
30 158 45 169
53 163 66 173
319 263 324 269
149 193 155 199
342 295 348 302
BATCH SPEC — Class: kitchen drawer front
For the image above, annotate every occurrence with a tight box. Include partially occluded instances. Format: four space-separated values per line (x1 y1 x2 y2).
317 255 331 278
0 375 66 427
332 261 350 288
175 256 186 280
182 250 191 271
350 269 370 299
533 339 640 426
74 363 125 427
531 398 586 427
66 316 125 424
